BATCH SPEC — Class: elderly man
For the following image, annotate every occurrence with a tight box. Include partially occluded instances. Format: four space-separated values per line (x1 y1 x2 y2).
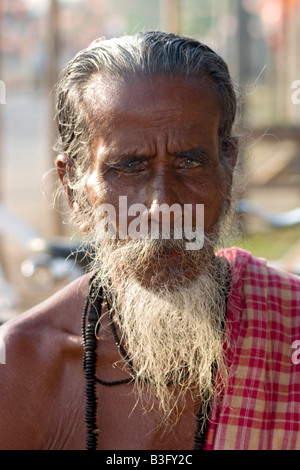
0 31 300 451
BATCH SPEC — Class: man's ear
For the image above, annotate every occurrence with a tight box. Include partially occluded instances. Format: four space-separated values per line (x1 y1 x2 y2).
55 154 75 209
55 154 91 233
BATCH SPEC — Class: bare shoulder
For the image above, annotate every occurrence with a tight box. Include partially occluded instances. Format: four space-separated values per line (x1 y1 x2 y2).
0 273 91 449
0 272 90 354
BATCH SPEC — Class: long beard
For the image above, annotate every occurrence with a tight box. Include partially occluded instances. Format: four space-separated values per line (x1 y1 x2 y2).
88 233 231 428
82 193 237 427
114 260 228 428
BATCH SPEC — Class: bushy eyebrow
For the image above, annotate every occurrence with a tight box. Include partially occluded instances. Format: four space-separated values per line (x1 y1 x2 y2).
98 146 211 169
174 147 210 159
103 152 150 167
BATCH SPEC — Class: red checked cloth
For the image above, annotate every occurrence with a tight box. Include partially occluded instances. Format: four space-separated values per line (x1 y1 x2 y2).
205 247 300 450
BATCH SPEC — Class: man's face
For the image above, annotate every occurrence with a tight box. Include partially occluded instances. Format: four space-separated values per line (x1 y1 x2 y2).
85 75 235 285
78 75 234 417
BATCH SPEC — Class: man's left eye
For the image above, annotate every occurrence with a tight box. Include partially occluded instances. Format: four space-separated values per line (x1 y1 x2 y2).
114 160 145 174
177 158 203 169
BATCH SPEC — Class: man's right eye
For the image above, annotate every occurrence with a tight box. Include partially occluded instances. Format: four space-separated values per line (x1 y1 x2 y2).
111 160 146 174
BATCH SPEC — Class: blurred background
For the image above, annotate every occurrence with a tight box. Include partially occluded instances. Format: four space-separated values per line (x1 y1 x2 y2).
0 0 300 319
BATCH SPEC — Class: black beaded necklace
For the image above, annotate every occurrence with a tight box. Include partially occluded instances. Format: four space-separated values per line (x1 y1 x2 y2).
82 273 228 451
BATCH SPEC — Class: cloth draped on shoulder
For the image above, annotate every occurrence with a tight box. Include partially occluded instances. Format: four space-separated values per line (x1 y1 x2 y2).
205 247 300 450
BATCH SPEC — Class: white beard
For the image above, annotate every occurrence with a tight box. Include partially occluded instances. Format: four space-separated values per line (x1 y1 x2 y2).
89 231 231 427
81 189 238 427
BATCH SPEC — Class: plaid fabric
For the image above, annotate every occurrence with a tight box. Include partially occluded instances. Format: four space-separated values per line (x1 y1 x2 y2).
205 247 300 450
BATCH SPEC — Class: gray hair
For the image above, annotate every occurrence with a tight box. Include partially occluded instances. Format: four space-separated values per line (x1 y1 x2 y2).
55 31 238 202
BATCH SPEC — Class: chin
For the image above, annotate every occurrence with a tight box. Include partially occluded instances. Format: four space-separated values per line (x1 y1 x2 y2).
131 262 203 293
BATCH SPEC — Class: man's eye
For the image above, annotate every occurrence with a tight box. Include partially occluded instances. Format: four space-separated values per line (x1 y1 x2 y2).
177 157 207 169
180 159 199 168
112 160 146 174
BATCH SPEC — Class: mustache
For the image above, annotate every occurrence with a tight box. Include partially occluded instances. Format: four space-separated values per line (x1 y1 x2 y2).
89 230 219 289
94 221 218 248
91 233 217 268
92 209 207 251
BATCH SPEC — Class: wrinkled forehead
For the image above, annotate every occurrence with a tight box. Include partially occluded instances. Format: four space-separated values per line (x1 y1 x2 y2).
84 74 222 129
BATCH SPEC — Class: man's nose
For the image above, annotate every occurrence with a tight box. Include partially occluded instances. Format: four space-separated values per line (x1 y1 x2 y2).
146 167 182 225
148 164 180 202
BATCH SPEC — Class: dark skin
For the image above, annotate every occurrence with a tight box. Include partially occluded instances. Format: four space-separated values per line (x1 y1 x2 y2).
0 76 237 450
